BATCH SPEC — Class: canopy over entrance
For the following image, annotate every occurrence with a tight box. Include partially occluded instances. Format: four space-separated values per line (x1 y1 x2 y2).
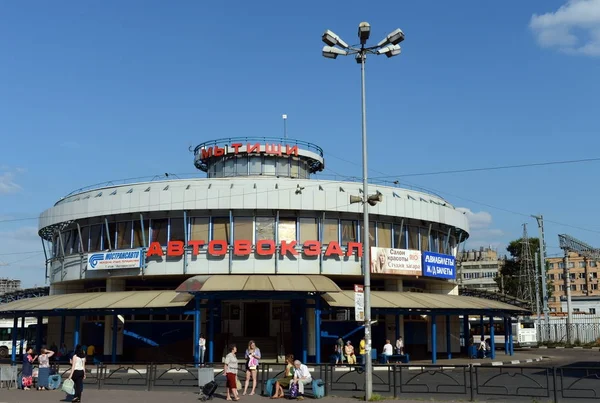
0 290 192 316
322 290 528 315
175 274 342 294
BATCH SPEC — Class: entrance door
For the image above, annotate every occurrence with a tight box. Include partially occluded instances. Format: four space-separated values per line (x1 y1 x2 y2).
244 302 270 337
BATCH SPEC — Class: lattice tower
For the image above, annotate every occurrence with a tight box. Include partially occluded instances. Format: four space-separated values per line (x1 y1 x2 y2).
518 224 535 309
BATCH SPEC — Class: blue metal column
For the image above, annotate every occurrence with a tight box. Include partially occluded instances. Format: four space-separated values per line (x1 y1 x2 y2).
479 315 484 339
74 315 80 348
19 317 25 355
315 297 321 364
395 314 400 342
36 316 43 353
504 317 509 355
489 316 496 360
431 315 437 364
508 317 514 356
446 315 452 359
11 317 18 362
301 301 307 364
208 299 215 363
59 316 66 352
112 314 118 363
194 295 201 366
463 315 470 354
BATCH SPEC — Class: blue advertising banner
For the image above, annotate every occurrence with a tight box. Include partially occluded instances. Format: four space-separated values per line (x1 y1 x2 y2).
422 252 456 279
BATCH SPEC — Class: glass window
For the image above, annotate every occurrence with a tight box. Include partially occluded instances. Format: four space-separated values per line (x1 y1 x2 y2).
237 156 248 176
278 218 297 242
591 261 597 267
224 156 235 177
323 219 338 244
79 226 89 252
71 229 80 254
290 157 300 179
568 262 574 268
579 261 586 268
133 220 149 248
440 232 448 254
117 221 133 249
378 223 392 248
213 217 231 243
393 224 406 249
170 218 186 242
249 156 261 175
277 160 289 177
151 219 168 244
102 222 116 249
340 220 357 245
420 227 429 251
299 218 318 243
408 226 419 250
89 225 102 252
213 160 224 178
263 157 276 175
232 217 254 241
62 230 72 255
430 230 439 252
191 217 209 241
256 217 275 240
368 222 376 245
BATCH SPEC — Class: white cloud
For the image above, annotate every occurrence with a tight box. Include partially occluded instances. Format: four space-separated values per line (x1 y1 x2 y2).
0 171 21 194
530 0 600 56
457 207 505 249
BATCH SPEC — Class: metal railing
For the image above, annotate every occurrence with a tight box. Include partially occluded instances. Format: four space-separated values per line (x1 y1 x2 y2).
2 361 599 402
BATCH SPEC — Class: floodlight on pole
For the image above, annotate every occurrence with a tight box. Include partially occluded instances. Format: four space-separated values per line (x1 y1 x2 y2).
320 22 404 402
322 46 348 59
322 30 349 49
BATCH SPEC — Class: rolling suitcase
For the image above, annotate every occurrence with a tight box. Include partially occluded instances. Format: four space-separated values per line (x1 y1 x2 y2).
266 378 277 397
199 380 218 401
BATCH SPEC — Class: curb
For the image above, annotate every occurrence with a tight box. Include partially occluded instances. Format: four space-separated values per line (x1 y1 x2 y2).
537 346 600 351
471 356 544 367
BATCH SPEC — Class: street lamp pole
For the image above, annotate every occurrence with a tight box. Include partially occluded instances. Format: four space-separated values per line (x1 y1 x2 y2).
322 22 405 401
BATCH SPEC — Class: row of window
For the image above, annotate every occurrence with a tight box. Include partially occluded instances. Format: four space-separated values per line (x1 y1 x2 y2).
556 284 599 291
207 155 312 179
550 261 598 269
49 215 458 257
462 272 497 279
548 272 599 280
572 308 597 314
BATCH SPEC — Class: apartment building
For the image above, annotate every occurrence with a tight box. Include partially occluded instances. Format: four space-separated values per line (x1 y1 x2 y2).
0 278 21 295
457 247 503 292
547 252 600 312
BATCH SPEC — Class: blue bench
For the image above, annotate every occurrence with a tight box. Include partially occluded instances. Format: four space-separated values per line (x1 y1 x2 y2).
379 354 410 364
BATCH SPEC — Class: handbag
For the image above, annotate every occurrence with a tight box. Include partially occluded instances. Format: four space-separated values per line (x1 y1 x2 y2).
290 382 299 398
235 377 242 390
62 378 75 395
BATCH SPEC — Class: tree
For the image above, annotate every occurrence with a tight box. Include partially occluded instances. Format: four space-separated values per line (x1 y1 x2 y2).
496 237 553 306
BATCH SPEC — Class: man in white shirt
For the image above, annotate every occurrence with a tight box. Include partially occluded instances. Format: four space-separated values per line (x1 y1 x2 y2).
478 337 487 358
292 360 312 400
199 334 206 365
382 340 393 363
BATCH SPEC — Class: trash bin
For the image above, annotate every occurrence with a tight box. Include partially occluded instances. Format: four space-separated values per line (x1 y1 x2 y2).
198 367 215 389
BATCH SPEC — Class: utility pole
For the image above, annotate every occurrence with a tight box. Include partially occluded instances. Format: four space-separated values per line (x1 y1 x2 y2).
533 215 550 341
282 114 288 139
534 254 541 332
563 251 573 344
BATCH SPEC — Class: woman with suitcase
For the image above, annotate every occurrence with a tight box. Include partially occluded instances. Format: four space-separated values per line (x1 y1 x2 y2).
270 354 294 399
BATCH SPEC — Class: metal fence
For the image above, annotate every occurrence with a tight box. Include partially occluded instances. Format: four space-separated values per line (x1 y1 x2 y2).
1 362 599 402
539 322 600 344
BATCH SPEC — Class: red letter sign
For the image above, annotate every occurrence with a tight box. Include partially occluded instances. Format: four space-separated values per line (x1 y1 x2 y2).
146 242 164 257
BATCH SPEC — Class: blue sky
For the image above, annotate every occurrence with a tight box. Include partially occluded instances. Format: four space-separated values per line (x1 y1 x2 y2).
1 0 600 287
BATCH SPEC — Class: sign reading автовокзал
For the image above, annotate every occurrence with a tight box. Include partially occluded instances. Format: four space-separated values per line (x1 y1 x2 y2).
87 249 143 270
370 247 422 276
422 251 456 279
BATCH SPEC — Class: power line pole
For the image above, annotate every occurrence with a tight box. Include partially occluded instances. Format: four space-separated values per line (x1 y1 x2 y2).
518 224 535 310
533 214 550 341
534 253 541 331
564 250 573 344
282 114 288 139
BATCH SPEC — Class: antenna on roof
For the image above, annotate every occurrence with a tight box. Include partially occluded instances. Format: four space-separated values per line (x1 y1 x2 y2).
282 114 288 139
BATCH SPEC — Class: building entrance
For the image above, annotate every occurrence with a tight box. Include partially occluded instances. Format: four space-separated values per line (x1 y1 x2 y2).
244 302 270 337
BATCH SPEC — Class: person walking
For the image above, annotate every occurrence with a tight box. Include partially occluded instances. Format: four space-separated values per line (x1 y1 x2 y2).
199 334 206 366
68 345 86 403
224 344 240 401
336 337 344 365
243 340 261 395
37 347 55 390
21 347 37 390
271 354 294 399
291 360 312 401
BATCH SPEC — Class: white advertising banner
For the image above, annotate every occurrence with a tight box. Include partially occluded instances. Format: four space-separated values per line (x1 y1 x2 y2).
354 284 364 322
370 247 422 276
87 249 143 270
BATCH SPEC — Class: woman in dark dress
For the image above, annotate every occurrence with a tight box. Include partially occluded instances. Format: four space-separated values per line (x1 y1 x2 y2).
22 347 38 390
